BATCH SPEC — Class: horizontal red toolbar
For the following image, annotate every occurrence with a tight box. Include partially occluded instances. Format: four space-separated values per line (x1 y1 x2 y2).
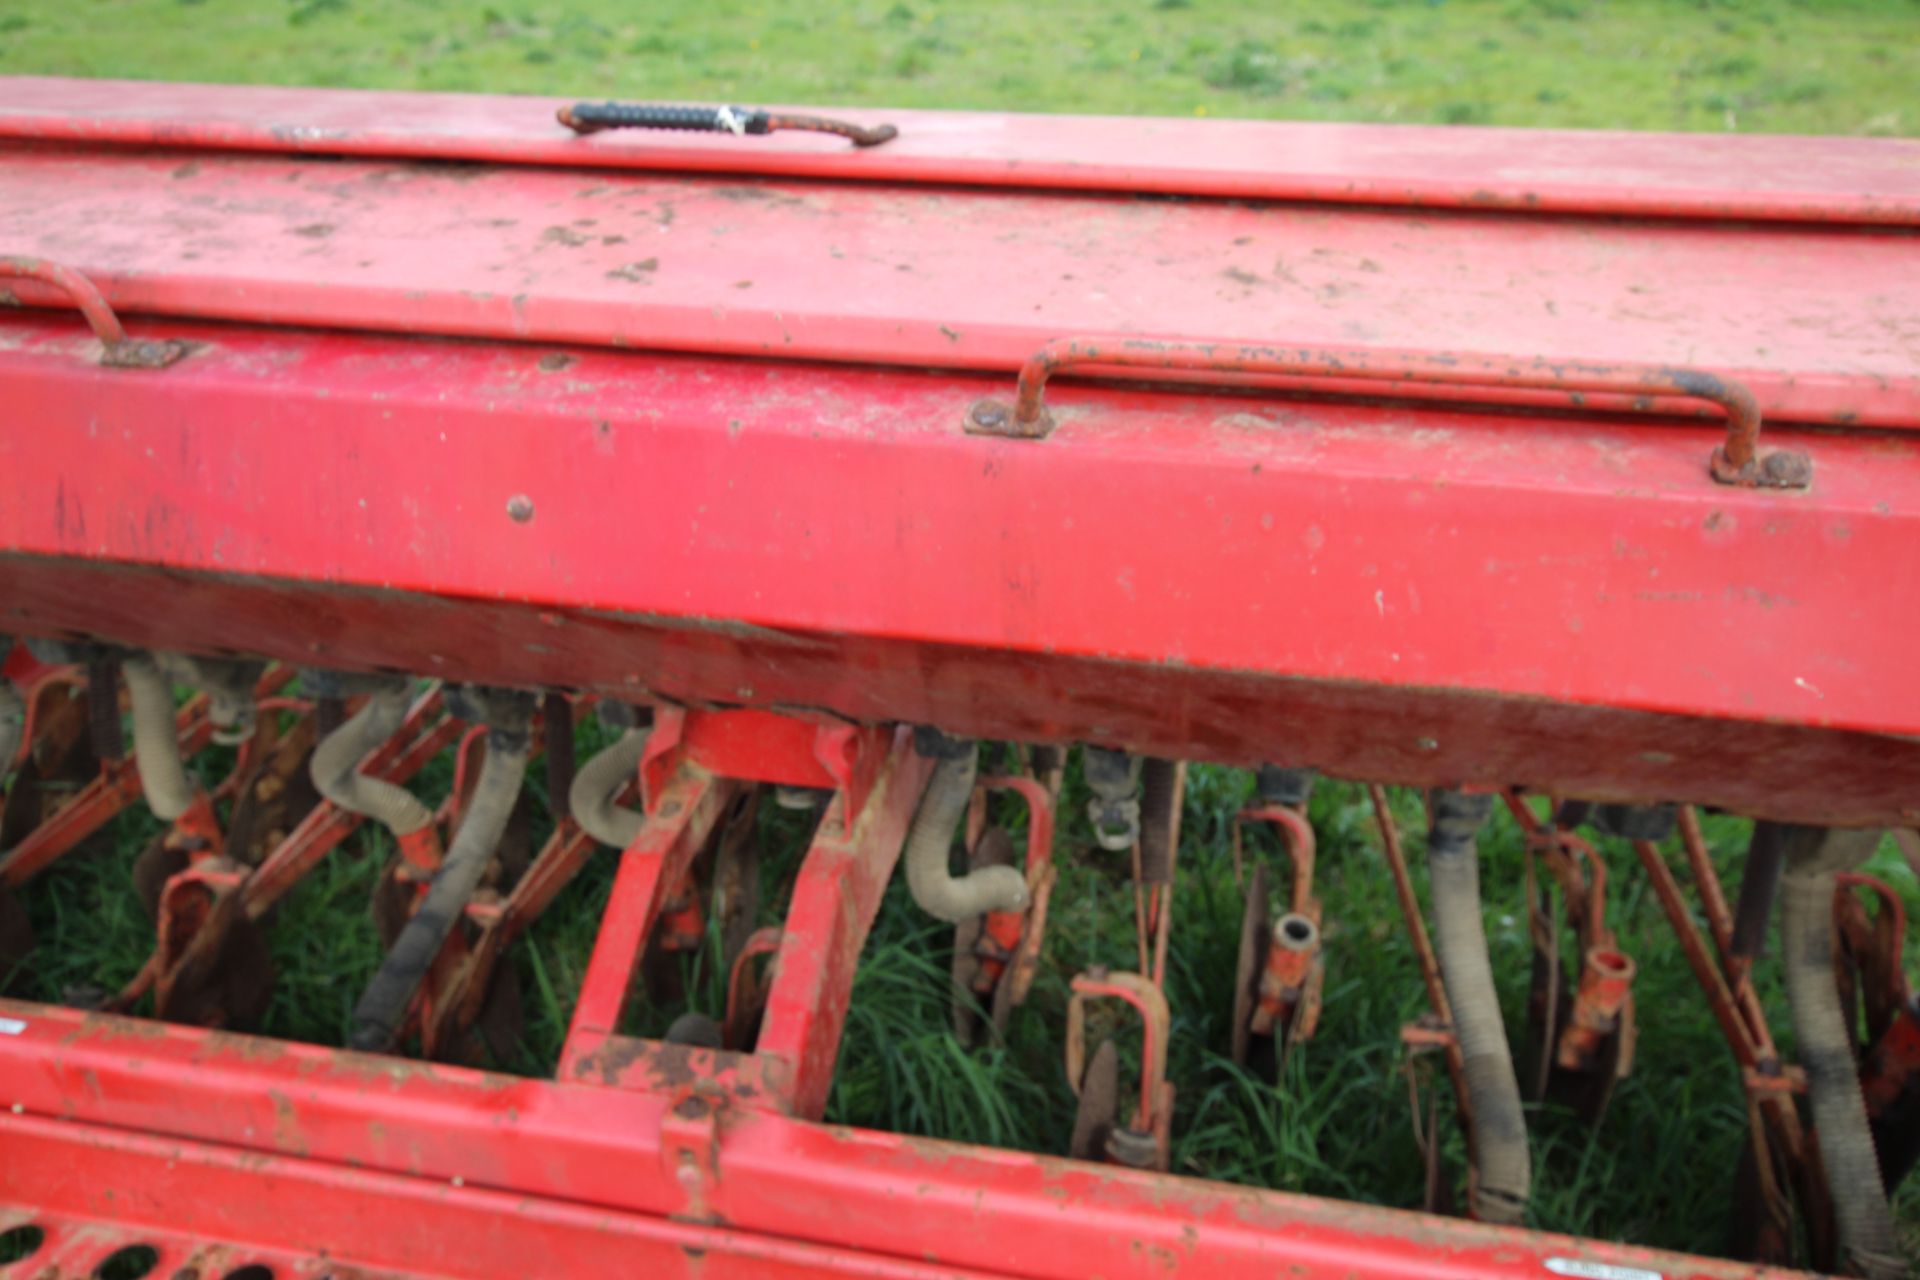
2 313 1915 823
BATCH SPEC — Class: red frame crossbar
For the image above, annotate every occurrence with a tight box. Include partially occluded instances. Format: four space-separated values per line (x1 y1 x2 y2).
0 996 1808 1280
2 313 1916 827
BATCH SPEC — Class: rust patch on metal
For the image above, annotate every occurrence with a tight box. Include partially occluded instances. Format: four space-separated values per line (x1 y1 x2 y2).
268 1088 310 1156
607 258 659 283
51 1009 170 1046
200 1028 290 1063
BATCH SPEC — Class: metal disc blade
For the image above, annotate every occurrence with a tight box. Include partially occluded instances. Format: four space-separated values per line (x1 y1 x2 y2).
223 717 320 868
1069 1038 1120 1162
1232 863 1269 1068
950 912 983 1045
131 838 188 922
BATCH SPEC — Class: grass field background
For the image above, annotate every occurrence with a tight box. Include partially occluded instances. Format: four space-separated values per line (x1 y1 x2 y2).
0 0 1915 134
3 0 1919 1270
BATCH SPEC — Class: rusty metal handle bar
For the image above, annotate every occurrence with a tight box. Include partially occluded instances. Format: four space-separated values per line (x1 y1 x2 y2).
558 101 897 148
0 255 188 369
966 337 1810 489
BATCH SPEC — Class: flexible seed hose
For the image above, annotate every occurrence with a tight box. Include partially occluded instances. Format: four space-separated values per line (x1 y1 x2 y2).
1029 744 1065 780
1426 789 1530 1225
86 655 124 762
1137 757 1179 884
350 719 532 1051
1778 824 1905 1280
542 692 576 813
569 728 648 848
123 653 196 822
315 695 347 738
309 682 435 837
905 738 1029 924
0 637 22 779
1730 821 1788 966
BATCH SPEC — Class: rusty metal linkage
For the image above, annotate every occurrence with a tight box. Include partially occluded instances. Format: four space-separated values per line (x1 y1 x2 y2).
954 770 1057 1043
1634 817 1835 1270
1230 800 1323 1071
1065 967 1173 1172
0 255 190 369
1503 793 1636 1121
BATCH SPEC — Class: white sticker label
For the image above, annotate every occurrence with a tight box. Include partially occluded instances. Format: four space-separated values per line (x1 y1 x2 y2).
0 1017 26 1036
1546 1260 1663 1280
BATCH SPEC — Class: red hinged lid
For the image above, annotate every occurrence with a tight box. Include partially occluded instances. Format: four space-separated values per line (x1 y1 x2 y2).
1 76 1917 430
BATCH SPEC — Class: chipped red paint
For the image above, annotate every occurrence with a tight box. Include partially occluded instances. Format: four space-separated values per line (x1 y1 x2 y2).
560 766 737 1075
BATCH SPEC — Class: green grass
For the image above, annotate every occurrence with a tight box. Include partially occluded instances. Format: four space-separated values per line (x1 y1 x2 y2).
0 0 1914 133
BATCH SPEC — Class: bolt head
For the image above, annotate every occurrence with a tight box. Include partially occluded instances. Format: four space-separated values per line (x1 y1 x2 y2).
969 400 1009 429
506 494 535 523
1761 450 1814 488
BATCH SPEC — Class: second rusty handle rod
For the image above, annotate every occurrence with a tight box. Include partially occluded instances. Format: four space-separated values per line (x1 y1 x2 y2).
973 336 1809 490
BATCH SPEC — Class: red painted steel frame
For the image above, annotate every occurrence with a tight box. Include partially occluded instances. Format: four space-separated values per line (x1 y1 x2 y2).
0 77 1914 1280
751 729 930 1119
565 718 929 1120
1 313 1916 825
560 766 738 1068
